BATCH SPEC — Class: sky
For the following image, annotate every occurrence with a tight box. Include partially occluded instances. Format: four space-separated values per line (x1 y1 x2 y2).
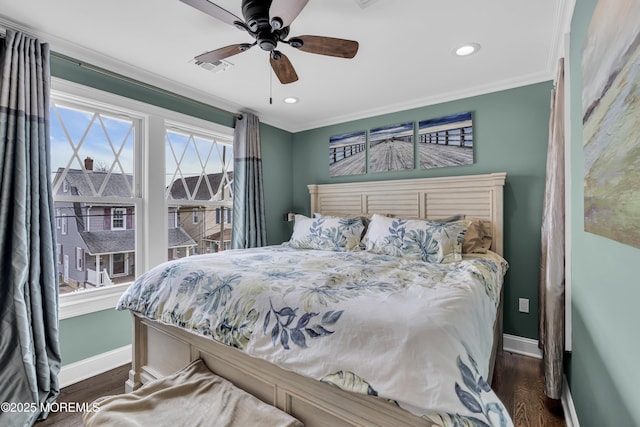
50 103 232 195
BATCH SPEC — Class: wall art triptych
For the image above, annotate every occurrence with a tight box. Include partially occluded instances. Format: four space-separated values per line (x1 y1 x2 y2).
329 112 474 177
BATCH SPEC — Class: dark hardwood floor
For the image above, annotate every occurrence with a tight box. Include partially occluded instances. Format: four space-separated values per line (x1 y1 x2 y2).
492 352 566 427
35 352 565 426
35 364 129 427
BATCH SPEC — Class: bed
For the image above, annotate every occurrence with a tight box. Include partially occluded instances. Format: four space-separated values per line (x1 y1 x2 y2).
119 172 511 427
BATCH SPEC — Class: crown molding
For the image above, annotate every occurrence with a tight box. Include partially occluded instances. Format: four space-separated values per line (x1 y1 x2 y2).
0 16 242 120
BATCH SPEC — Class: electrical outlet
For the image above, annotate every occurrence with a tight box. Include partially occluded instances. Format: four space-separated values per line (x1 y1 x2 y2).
518 298 530 313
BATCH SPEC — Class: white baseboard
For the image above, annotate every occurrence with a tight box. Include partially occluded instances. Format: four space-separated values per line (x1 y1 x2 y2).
502 333 543 359
59 345 132 388
562 375 580 427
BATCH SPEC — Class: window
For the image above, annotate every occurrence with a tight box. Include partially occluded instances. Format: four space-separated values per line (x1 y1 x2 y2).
111 253 127 276
165 123 233 259
111 208 127 230
51 78 233 319
50 83 141 310
76 247 84 271
215 207 231 224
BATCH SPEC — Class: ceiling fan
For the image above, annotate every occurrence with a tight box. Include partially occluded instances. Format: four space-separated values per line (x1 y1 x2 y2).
180 0 359 84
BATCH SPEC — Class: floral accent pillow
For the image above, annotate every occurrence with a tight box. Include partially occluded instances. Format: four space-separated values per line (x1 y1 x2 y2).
288 214 365 251
362 214 470 263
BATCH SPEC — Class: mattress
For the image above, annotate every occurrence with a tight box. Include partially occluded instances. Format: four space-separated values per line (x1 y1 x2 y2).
117 245 512 426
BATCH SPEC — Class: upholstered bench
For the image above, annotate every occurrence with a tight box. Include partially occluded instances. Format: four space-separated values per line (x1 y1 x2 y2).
83 359 303 427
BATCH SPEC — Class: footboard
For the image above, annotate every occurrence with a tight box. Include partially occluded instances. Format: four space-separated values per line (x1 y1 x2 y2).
127 313 435 427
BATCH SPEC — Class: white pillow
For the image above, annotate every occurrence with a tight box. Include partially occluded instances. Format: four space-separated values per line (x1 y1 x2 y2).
288 214 365 251
362 214 470 263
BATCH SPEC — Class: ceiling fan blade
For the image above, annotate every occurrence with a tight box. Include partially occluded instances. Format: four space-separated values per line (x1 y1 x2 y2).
195 43 253 63
269 0 309 29
292 35 359 59
180 0 243 27
270 51 299 84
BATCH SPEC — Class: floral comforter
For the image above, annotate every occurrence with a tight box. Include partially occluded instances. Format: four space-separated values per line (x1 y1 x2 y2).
117 245 513 426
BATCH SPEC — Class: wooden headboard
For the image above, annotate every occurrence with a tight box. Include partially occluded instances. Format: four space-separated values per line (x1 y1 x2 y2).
308 172 507 255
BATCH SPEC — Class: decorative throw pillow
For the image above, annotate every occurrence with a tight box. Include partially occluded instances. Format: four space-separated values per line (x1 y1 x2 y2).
362 214 470 263
429 214 492 253
288 214 365 251
462 218 492 253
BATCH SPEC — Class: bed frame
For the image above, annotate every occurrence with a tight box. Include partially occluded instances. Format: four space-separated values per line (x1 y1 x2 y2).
126 172 507 427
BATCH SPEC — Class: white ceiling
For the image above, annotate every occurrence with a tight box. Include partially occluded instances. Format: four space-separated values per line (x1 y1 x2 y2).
0 0 572 132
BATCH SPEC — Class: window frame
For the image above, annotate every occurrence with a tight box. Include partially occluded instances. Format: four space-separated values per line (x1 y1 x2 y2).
164 120 234 260
53 78 233 319
111 207 127 230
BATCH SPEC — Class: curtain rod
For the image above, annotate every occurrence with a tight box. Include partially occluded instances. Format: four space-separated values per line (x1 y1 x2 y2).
52 52 243 121
1 31 242 121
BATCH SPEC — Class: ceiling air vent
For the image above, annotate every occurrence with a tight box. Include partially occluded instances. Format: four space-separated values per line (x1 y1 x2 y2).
189 58 233 73
353 0 379 8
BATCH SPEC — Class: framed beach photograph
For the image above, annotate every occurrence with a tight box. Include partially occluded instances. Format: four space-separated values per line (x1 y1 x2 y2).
368 122 414 173
329 130 366 177
417 112 473 169
582 0 640 248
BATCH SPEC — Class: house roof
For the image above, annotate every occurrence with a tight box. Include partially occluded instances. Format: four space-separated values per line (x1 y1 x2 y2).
168 171 233 202
205 228 232 242
80 228 196 255
55 168 134 198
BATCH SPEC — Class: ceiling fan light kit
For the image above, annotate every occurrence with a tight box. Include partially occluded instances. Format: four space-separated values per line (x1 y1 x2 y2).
180 0 359 84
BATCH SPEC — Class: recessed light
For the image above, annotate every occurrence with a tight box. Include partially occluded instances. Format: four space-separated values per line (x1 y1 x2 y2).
455 43 481 57
283 97 299 104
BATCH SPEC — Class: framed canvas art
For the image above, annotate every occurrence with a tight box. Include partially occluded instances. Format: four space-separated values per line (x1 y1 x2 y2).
368 122 414 173
582 0 640 248
417 112 473 169
329 131 366 177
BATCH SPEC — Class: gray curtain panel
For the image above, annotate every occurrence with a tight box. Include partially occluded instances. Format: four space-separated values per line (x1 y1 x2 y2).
538 58 565 400
231 112 267 249
0 31 61 426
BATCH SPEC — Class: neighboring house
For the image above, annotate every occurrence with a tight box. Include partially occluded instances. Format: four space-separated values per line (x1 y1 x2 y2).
167 172 233 254
54 158 196 292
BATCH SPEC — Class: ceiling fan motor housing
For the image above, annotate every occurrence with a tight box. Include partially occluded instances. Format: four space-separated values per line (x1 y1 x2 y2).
242 0 272 32
241 0 289 51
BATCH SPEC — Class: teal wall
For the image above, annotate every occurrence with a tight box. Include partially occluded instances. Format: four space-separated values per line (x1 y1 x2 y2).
291 82 552 339
59 309 132 364
52 55 552 364
567 1 640 425
52 57 294 365
50 10 640 425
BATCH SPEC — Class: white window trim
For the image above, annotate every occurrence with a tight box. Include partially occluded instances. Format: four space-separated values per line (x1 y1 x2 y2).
192 209 198 224
111 207 127 230
53 78 233 319
59 283 131 320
